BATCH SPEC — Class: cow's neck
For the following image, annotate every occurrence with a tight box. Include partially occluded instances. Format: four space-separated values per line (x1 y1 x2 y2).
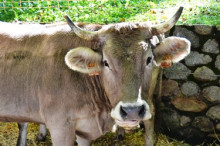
83 75 114 134
84 76 111 113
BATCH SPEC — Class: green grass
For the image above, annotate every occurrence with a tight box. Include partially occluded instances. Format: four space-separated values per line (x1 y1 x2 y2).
0 0 219 25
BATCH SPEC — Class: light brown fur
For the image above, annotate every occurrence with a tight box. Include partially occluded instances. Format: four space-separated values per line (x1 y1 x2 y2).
0 19 190 146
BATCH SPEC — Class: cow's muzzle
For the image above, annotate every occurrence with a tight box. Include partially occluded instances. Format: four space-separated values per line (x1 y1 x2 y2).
111 100 152 129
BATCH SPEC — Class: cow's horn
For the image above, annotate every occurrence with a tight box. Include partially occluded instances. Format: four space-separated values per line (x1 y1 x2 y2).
151 7 183 36
64 15 98 40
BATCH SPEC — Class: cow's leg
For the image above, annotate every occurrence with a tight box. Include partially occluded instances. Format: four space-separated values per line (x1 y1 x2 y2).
144 119 155 146
36 124 47 141
144 68 161 146
76 136 92 146
144 100 156 146
17 122 28 146
48 123 76 146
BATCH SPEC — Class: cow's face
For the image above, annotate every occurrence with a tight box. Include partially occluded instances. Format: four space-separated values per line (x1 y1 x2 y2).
100 31 190 128
64 7 190 129
101 30 155 128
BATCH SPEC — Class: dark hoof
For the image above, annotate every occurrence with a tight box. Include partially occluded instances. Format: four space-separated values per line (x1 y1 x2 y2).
139 121 145 130
117 134 124 141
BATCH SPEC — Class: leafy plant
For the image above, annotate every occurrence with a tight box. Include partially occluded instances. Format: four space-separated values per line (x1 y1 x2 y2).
0 0 219 25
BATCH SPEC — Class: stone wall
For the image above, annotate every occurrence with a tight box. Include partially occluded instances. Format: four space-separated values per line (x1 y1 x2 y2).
160 25 220 144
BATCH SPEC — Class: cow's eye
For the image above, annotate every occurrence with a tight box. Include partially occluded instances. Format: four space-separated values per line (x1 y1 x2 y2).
146 57 152 65
103 60 109 68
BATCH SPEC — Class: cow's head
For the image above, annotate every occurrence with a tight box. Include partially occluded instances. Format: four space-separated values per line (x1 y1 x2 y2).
64 7 190 129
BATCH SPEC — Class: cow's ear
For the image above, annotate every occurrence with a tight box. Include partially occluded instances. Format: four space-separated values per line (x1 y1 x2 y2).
153 36 190 68
65 47 102 75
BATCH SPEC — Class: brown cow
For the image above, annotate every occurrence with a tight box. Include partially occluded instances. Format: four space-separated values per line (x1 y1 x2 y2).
0 7 190 146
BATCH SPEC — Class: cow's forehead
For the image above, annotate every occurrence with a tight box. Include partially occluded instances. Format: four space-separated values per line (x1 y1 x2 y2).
102 30 151 58
100 22 152 34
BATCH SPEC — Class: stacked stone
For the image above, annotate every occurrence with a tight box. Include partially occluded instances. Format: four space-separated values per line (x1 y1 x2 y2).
160 25 220 143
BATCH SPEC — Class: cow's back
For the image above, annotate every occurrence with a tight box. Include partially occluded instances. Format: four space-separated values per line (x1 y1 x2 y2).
0 22 105 123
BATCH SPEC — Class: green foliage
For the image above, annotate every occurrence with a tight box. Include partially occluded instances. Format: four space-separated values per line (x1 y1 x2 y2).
0 0 219 24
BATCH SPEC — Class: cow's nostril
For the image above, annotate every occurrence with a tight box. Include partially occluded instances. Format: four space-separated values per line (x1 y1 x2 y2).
120 106 127 118
138 105 146 118
120 105 146 120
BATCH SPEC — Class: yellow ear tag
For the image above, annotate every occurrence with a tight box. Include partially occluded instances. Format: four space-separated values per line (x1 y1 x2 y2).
88 62 97 68
160 54 172 68
89 71 100 76
87 62 100 76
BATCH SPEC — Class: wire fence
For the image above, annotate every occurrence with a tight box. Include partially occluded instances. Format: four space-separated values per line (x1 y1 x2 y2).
0 0 74 9
0 0 219 24
0 0 92 23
